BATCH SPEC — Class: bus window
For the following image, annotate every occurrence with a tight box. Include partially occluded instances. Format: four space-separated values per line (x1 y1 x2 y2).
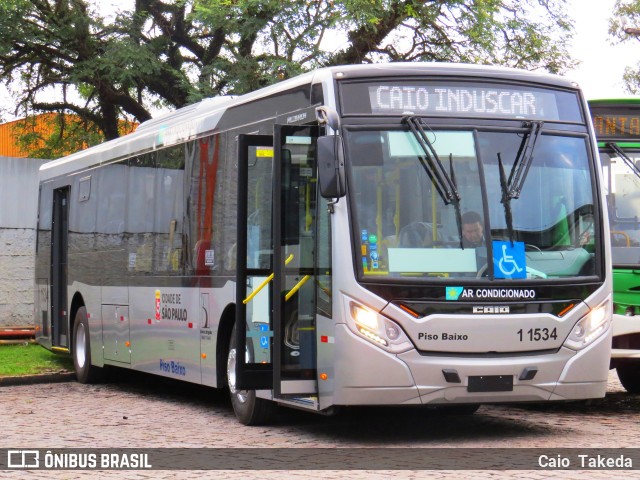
348 128 596 279
156 146 186 274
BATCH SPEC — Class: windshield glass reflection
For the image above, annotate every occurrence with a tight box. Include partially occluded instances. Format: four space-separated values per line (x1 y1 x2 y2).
347 128 597 280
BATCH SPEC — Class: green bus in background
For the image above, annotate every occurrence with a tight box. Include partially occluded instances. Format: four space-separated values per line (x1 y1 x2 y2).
589 98 640 393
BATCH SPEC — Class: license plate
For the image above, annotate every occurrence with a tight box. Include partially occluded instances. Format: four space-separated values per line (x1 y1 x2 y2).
467 375 513 392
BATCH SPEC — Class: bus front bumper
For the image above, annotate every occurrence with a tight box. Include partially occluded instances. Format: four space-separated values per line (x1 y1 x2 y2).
331 323 611 406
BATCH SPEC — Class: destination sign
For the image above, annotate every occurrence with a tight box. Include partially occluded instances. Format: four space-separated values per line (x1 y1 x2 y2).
340 81 582 122
589 106 640 141
370 85 559 119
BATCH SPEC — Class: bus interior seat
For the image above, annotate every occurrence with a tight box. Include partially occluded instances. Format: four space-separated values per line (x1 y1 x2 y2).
398 222 441 247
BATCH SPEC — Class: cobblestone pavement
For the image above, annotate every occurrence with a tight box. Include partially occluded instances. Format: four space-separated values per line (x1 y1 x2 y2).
1 370 639 479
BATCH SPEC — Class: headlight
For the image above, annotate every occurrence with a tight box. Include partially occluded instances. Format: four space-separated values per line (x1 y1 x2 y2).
351 303 378 330
348 301 412 353
564 298 612 350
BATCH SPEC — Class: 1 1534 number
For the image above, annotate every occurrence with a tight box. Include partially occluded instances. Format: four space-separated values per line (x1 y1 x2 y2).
517 327 558 342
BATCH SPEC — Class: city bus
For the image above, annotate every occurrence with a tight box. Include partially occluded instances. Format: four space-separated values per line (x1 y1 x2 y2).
589 98 640 393
36 63 612 425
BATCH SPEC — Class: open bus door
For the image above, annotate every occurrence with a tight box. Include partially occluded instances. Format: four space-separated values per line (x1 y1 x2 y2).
272 124 320 397
235 123 321 412
235 134 274 391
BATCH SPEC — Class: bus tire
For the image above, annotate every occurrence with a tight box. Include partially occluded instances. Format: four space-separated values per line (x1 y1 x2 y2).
72 307 103 384
227 325 275 426
617 362 640 393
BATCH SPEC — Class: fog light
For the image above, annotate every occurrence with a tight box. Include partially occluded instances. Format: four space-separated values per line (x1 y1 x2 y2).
385 320 401 340
625 306 635 316
572 323 585 339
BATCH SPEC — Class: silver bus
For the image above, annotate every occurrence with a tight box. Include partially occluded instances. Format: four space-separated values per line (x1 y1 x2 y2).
36 63 612 425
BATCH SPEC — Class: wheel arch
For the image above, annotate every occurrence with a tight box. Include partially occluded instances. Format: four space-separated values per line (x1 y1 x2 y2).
69 292 86 353
216 303 236 388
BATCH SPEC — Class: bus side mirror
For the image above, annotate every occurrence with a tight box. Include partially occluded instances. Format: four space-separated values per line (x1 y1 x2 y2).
317 135 346 199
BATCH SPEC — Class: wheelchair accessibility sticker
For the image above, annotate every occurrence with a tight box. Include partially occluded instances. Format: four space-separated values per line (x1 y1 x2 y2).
259 324 270 349
492 240 526 279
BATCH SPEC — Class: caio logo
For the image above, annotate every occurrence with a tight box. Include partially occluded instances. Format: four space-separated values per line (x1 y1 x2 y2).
472 306 510 314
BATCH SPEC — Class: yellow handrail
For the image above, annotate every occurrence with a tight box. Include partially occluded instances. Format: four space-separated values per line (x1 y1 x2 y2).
611 230 631 247
285 275 311 301
242 253 294 304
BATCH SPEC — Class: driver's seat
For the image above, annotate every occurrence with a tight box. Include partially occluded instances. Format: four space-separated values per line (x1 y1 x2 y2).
398 222 440 247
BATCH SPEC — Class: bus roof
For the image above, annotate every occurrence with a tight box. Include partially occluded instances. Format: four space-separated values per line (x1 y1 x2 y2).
39 62 580 182
588 97 640 105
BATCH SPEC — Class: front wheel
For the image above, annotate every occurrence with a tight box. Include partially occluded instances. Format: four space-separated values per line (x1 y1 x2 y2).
617 362 640 393
227 325 276 425
72 307 103 384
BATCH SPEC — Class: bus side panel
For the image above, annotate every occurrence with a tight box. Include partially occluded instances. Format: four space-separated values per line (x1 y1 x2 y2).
83 283 105 369
199 281 236 387
37 78 316 393
129 285 202 384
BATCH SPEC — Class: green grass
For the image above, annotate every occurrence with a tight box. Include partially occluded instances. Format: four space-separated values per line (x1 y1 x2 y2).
0 343 74 377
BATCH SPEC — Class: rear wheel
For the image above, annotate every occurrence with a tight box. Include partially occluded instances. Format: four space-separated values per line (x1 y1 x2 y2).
617 362 640 393
227 325 276 425
72 307 103 384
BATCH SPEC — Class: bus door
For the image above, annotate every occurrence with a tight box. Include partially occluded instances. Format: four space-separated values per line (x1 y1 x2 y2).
272 124 320 397
51 186 70 349
235 134 276 390
235 124 321 398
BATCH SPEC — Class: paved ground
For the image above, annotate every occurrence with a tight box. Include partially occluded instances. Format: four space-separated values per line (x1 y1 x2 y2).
0 370 639 479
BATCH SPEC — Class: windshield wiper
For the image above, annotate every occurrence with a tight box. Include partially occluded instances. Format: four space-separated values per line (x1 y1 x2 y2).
448 153 464 249
506 120 544 199
403 116 464 248
607 142 640 180
497 153 515 245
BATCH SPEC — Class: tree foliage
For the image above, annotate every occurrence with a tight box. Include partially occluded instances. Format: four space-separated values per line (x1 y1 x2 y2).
610 0 640 93
0 0 575 155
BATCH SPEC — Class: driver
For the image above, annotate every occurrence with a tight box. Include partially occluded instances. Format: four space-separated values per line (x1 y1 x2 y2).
461 211 484 248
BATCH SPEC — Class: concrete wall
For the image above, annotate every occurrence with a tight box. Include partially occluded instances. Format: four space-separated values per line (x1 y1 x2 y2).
0 229 37 326
0 157 50 327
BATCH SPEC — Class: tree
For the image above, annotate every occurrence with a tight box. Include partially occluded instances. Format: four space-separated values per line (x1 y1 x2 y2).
610 0 640 93
0 0 575 155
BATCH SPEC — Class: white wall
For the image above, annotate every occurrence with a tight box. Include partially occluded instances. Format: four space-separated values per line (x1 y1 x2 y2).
0 157 50 327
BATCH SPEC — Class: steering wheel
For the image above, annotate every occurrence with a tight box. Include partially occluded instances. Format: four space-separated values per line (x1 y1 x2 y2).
476 263 489 278
525 243 542 253
476 263 548 279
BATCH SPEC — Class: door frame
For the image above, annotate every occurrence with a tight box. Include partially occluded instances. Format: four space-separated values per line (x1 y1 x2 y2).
235 134 274 390
51 186 70 348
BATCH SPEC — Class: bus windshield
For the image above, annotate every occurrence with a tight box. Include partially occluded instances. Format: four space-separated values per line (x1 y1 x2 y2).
601 146 640 267
347 127 598 280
